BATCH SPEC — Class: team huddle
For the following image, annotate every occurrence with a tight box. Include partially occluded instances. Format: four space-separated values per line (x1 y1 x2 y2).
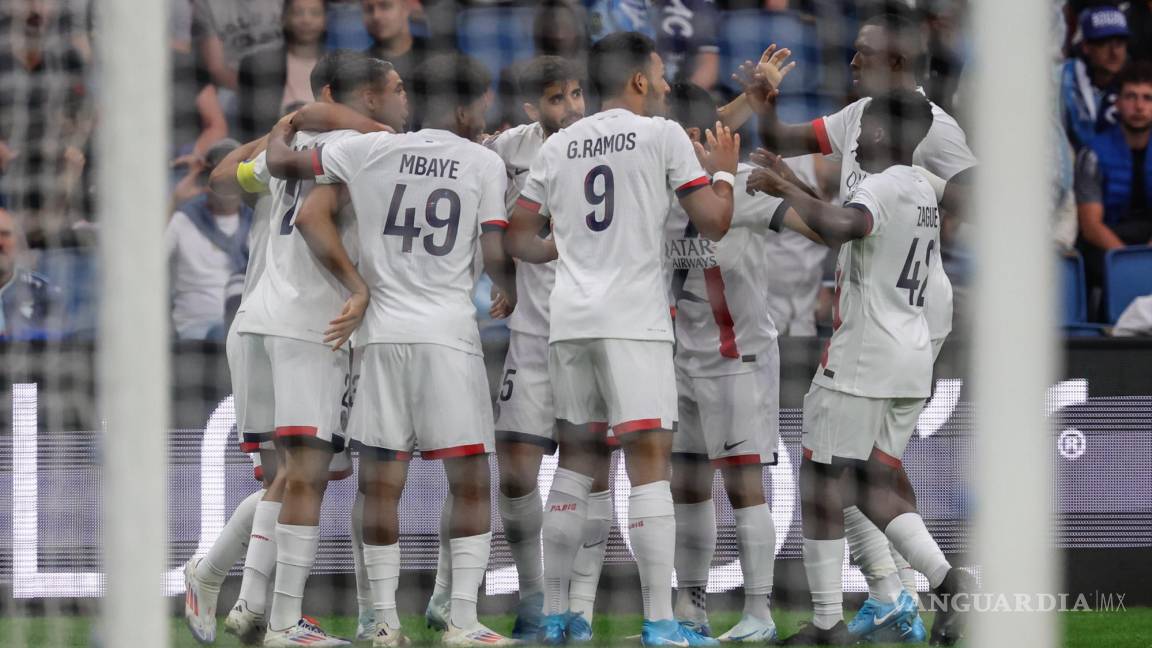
183 13 976 648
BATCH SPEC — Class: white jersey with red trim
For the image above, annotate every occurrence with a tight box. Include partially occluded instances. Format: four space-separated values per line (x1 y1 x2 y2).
814 90 974 340
237 156 273 306
520 108 709 343
665 163 783 378
485 122 554 338
316 128 508 355
812 166 939 399
238 130 360 344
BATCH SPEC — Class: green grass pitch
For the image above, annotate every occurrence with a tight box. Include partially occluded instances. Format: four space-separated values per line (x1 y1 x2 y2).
1 609 1149 647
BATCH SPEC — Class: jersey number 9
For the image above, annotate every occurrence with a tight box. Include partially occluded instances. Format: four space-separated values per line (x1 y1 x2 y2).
584 165 615 231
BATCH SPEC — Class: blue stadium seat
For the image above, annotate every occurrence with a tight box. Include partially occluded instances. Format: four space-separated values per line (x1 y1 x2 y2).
325 2 374 51
1104 246 1152 324
456 6 537 88
1060 250 1102 336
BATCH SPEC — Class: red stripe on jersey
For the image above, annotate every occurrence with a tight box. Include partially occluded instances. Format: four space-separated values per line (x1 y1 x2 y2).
675 176 710 198
845 202 875 236
516 196 542 213
481 219 509 229
421 443 487 460
803 447 814 461
871 447 903 468
328 466 354 481
613 418 664 435
589 422 610 435
239 441 261 453
311 148 324 177
253 465 264 481
276 425 318 438
812 118 833 156
712 453 761 468
703 267 739 358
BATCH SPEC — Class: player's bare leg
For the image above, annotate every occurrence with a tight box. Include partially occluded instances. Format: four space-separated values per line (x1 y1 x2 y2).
442 453 513 645
496 439 548 638
264 441 349 646
855 452 971 646
359 453 411 647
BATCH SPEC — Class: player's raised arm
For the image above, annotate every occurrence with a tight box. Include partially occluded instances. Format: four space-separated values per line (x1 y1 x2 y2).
729 52 822 156
678 121 738 241
747 165 870 246
208 136 269 197
293 184 369 350
265 103 392 180
290 101 395 137
718 45 797 132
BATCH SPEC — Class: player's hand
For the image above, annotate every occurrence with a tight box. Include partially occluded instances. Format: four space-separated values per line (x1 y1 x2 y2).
489 284 515 319
325 291 368 351
746 166 793 197
756 44 796 92
693 121 740 176
751 147 804 186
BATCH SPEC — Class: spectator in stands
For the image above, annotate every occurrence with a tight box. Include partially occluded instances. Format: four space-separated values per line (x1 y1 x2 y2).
652 0 721 90
171 0 228 185
1075 62 1152 288
1062 5 1130 150
237 0 328 142
166 140 253 341
191 0 284 91
0 0 92 247
496 1 590 128
0 208 66 341
363 0 430 85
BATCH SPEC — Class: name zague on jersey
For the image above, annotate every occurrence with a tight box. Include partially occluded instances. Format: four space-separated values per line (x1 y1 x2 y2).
566 132 638 159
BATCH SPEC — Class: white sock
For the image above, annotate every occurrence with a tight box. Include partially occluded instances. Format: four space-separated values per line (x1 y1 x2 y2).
890 546 922 609
449 532 492 628
351 492 374 622
499 489 544 599
673 500 715 624
803 537 845 630
268 523 319 632
734 503 775 623
198 488 263 587
432 494 453 603
843 506 902 604
542 468 593 615
629 480 676 622
364 542 402 629
885 513 951 589
570 489 611 622
238 499 281 615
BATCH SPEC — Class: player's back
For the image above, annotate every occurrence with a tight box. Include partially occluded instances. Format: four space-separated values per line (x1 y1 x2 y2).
324 128 508 355
814 165 939 399
239 130 359 345
524 108 708 343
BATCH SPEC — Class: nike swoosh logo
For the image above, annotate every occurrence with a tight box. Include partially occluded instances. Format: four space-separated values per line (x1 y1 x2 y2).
723 440 747 451
582 539 606 549
873 605 903 626
727 631 760 641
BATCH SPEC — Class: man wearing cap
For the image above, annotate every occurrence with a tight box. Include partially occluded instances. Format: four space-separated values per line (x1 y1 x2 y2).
166 138 253 340
1063 5 1131 150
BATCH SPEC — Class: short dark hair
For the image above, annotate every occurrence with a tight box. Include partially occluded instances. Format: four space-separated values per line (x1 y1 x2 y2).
1117 61 1152 92
668 82 717 134
588 31 657 99
410 53 493 121
329 56 395 104
862 11 924 62
517 55 582 102
310 49 373 97
862 89 934 158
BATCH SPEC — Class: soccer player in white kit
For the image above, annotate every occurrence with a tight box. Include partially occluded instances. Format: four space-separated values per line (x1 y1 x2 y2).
662 82 803 645
750 14 976 645
233 55 407 648
504 31 739 648
484 56 613 642
181 51 400 646
275 53 517 647
748 90 946 646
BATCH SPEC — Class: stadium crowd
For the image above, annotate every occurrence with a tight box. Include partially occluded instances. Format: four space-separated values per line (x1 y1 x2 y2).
0 0 1150 341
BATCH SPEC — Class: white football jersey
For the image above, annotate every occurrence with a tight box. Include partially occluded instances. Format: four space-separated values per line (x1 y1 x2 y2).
317 128 508 355
815 90 975 340
812 166 939 399
520 108 709 343
485 122 554 338
239 130 360 344
665 163 783 378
